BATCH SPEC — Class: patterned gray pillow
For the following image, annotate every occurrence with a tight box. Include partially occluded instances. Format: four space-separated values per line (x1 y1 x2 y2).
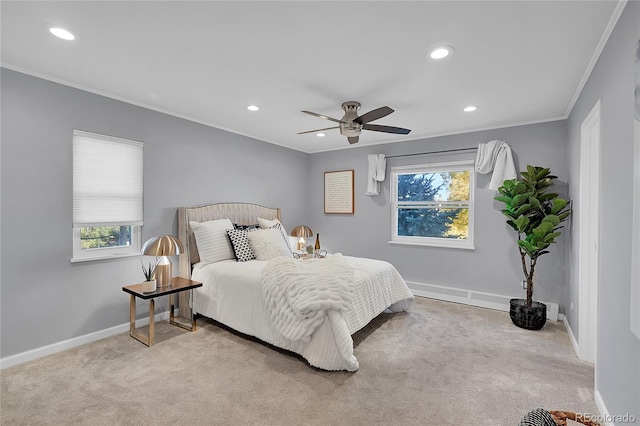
226 228 256 262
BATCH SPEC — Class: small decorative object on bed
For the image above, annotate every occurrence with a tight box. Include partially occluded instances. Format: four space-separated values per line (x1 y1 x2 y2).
177 202 414 371
495 166 571 330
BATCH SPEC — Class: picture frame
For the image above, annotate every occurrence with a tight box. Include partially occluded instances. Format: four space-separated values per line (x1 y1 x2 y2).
324 170 355 214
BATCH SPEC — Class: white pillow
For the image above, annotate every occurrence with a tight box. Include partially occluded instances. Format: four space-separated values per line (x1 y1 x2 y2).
257 217 287 234
190 219 235 263
247 228 292 260
257 217 292 253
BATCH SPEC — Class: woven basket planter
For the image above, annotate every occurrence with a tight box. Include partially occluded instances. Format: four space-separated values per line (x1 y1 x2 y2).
549 410 601 426
510 298 547 330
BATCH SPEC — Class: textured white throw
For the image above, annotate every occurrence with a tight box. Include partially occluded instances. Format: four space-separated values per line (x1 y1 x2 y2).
261 254 354 343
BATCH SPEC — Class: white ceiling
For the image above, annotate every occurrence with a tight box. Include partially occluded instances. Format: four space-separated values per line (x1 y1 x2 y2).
1 1 622 153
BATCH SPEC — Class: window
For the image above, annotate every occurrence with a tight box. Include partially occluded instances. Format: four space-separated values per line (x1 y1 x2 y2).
72 130 143 262
390 160 474 249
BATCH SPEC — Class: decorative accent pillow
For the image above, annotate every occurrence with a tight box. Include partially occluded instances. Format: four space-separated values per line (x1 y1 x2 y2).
226 228 256 262
257 217 293 254
233 223 260 231
247 228 292 261
270 223 293 254
257 217 280 227
189 219 235 263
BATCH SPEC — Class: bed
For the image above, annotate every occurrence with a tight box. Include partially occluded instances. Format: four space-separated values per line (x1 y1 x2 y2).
177 202 414 371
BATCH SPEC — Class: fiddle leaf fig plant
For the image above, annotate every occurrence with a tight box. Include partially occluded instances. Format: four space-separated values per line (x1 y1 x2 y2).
495 166 571 307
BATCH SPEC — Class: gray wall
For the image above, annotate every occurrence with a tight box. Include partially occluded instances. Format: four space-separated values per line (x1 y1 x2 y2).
308 121 568 306
566 1 640 419
0 68 309 358
3 3 639 416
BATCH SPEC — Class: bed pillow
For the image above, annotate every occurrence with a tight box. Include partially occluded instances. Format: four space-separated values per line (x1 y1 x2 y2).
233 223 260 231
226 228 256 262
257 218 293 253
190 218 235 263
257 217 288 235
247 228 292 260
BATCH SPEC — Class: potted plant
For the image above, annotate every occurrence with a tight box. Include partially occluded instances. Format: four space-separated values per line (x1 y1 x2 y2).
141 261 156 293
495 165 571 330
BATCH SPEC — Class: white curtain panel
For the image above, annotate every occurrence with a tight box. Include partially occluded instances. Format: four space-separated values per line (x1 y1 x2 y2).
474 140 517 190
366 154 386 196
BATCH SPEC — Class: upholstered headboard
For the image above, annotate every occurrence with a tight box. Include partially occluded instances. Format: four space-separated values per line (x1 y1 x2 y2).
176 202 280 318
177 202 281 279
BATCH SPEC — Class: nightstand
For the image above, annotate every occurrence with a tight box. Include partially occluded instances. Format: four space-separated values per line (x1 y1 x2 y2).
122 277 202 347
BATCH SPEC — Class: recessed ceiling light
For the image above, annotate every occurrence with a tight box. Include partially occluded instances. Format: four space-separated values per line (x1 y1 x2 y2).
247 105 260 111
429 46 453 60
316 133 326 137
464 106 478 112
49 27 76 41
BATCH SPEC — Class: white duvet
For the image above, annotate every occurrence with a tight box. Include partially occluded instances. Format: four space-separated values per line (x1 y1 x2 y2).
191 255 414 371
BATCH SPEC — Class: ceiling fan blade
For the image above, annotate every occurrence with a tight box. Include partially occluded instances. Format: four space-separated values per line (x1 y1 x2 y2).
297 126 339 135
347 136 359 144
354 106 394 125
362 123 411 135
302 110 345 124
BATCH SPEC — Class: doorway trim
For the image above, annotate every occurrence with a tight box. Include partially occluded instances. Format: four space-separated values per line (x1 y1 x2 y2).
578 100 601 366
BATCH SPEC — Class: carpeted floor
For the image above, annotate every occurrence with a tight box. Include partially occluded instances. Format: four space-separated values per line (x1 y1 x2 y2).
0 297 597 425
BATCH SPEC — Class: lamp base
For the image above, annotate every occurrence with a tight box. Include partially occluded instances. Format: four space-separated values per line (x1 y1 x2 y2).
155 260 172 288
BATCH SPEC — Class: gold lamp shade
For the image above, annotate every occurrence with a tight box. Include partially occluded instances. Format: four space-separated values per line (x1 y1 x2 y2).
291 225 314 238
141 234 184 256
291 225 313 251
141 235 184 288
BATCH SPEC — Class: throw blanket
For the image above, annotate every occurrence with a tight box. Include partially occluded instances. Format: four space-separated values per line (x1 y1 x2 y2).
261 254 354 343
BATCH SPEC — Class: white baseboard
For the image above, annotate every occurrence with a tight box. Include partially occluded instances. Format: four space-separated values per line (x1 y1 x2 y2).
0 309 177 370
407 281 560 321
562 315 580 358
594 390 615 426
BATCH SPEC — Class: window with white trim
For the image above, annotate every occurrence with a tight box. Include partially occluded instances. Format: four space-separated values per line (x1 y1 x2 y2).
390 160 475 249
72 130 143 262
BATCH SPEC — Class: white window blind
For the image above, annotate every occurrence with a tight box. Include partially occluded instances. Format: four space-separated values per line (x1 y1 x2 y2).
73 130 143 227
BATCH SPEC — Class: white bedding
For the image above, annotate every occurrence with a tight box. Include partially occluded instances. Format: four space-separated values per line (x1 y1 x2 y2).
191 255 414 371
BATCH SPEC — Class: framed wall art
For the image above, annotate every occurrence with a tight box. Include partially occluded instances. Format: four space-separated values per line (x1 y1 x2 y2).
324 170 354 214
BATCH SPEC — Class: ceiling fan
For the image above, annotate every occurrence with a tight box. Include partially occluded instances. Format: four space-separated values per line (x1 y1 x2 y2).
298 101 411 144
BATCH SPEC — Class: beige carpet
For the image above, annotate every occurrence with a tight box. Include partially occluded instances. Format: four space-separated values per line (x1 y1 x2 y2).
0 297 597 425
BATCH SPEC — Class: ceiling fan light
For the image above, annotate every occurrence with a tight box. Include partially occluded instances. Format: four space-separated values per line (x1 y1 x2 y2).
464 105 478 112
247 105 260 111
316 133 325 137
49 26 76 41
429 46 453 60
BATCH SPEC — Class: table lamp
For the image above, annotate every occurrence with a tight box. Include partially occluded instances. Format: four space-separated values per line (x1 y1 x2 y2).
291 225 313 251
141 234 184 288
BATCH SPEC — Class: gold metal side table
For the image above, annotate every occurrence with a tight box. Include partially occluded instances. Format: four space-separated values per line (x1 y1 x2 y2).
122 277 202 347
